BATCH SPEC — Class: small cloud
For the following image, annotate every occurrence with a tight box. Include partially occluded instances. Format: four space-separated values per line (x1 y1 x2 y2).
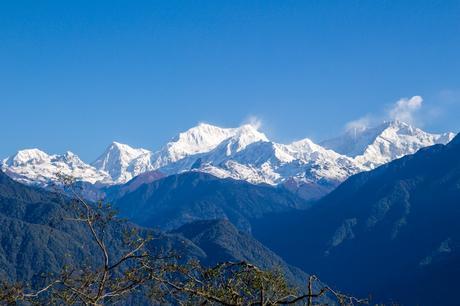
243 116 263 130
387 95 423 124
345 116 372 133
343 95 424 132
342 92 460 134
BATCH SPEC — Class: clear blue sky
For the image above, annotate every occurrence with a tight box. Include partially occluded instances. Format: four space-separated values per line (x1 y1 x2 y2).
1 1 459 161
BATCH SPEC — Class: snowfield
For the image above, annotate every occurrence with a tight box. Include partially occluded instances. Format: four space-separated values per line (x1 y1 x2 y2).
1 121 454 190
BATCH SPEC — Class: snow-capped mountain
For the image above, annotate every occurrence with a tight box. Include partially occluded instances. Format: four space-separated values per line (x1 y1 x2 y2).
321 120 455 168
149 123 268 171
185 138 363 186
92 142 151 183
1 149 110 186
1 121 455 199
152 124 270 175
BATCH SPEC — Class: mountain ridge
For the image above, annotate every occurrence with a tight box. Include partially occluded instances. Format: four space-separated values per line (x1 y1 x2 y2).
2 121 454 200
113 171 310 232
0 169 315 302
252 133 460 305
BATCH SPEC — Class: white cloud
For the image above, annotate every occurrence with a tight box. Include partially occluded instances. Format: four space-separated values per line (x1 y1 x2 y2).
343 95 424 132
387 95 423 124
243 116 263 130
345 116 372 133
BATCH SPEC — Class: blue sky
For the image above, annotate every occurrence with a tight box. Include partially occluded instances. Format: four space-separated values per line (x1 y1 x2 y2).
1 1 459 161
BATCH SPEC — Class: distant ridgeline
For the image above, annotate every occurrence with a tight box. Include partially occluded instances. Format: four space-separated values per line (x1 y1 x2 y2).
2 120 454 201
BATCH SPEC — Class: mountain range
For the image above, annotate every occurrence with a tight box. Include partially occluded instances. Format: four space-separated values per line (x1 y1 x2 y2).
1 121 459 304
252 133 460 305
2 120 454 200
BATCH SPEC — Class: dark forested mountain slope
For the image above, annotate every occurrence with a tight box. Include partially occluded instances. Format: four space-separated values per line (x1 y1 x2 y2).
0 170 204 285
114 171 310 232
253 135 460 305
172 219 308 287
0 170 314 302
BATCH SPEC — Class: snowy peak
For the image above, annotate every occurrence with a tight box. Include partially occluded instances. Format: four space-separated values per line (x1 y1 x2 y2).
54 151 89 167
92 142 151 183
379 120 424 137
184 134 362 188
93 141 150 168
357 121 455 167
231 124 269 151
2 121 455 196
151 123 269 169
168 123 237 157
2 149 110 186
3 148 50 167
287 138 330 157
166 123 267 157
321 122 390 157
3 149 87 168
286 138 353 166
211 124 269 158
321 120 455 168
380 120 455 143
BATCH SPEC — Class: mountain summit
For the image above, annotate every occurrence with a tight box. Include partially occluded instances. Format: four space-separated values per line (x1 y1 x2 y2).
321 120 455 168
1 121 455 199
92 142 151 183
149 123 268 170
2 149 109 186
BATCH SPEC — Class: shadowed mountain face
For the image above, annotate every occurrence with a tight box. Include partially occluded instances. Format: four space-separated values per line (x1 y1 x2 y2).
171 219 309 288
0 170 204 285
114 171 310 232
0 170 315 303
172 219 335 304
252 135 460 305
